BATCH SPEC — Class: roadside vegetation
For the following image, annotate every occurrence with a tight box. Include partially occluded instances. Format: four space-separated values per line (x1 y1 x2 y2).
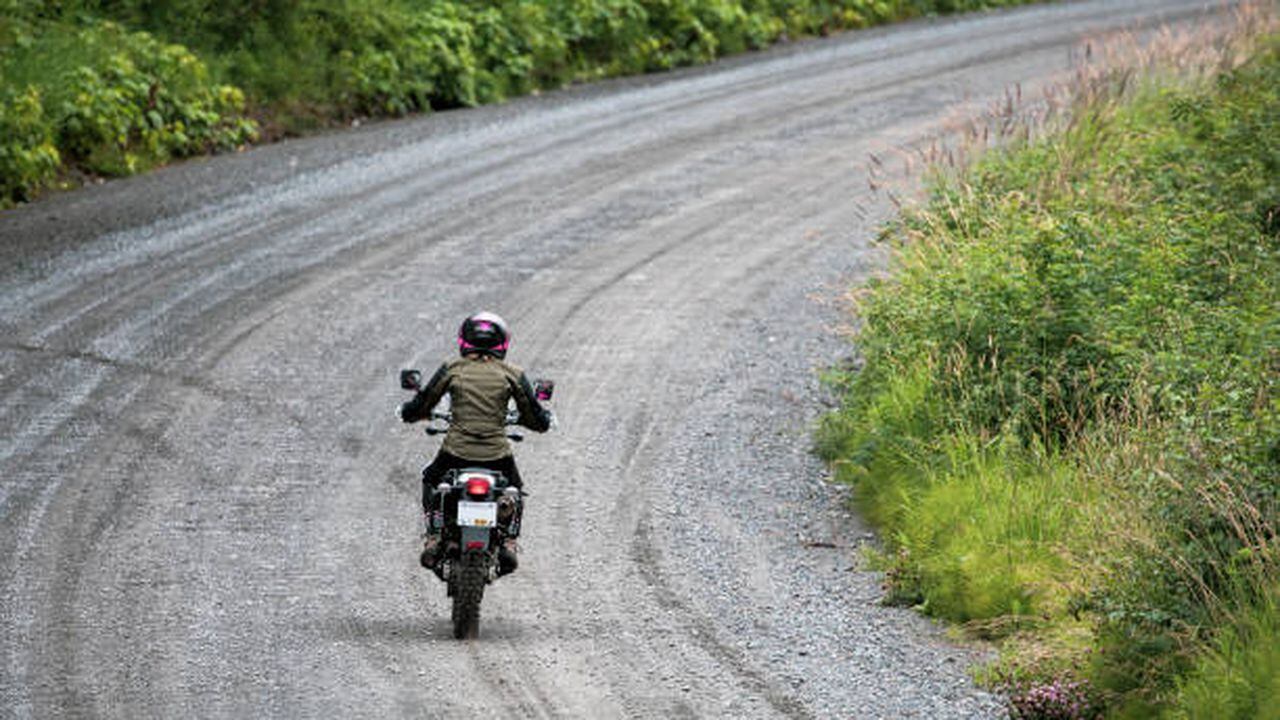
0 0 1041 207
819 6 1279 718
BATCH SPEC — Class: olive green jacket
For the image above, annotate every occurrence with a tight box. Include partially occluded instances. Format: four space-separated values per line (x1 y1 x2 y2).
401 355 551 460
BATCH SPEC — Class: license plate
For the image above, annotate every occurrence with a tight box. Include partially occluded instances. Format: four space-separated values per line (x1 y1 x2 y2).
457 501 497 528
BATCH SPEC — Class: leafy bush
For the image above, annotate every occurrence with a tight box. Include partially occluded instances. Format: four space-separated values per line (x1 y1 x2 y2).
56 24 257 175
0 86 60 204
0 18 256 199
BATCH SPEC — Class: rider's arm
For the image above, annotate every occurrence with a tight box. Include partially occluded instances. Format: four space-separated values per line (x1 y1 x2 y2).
400 363 450 423
510 373 552 432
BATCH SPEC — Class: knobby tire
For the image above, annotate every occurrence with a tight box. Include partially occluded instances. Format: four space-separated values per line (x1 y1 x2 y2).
451 552 487 639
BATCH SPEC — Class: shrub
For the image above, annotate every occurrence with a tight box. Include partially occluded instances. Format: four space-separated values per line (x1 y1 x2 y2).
0 18 256 196
56 23 257 175
0 86 60 205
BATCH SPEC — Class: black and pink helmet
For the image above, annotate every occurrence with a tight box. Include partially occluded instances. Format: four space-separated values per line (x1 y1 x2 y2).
458 312 510 359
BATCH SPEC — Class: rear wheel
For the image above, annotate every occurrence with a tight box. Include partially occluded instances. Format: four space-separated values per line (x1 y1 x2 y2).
451 552 487 639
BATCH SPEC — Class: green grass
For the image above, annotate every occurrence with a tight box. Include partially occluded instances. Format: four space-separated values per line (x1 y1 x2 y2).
820 22 1280 717
1170 589 1280 720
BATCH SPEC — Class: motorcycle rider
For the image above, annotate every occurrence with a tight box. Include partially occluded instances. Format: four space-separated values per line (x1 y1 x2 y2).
398 312 553 575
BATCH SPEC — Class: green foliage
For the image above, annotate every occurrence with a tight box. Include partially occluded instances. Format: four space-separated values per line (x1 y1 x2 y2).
0 86 60 204
820 36 1280 716
1 17 257 198
55 23 257 174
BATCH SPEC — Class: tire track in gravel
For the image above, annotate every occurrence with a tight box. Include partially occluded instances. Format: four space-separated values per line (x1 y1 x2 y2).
544 175 887 717
631 515 815 720
1 341 304 420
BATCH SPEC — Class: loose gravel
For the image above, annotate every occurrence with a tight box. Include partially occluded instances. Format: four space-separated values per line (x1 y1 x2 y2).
0 2 1233 717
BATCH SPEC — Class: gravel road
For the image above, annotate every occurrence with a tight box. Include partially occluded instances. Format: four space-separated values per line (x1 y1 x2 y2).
0 2 1230 717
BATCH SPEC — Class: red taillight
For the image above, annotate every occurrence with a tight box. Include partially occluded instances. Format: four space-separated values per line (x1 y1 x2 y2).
466 540 486 550
465 477 491 498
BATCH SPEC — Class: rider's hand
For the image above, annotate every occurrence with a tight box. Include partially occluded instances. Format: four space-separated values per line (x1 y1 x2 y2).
395 403 405 421
547 410 559 430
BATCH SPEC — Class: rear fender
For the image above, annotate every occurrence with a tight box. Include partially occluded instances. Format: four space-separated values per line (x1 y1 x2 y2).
460 526 491 552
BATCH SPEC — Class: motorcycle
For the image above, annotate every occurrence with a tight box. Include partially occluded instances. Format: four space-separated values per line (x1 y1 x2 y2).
399 369 553 639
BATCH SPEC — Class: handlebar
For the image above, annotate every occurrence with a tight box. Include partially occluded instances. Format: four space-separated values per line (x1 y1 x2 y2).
423 410 525 441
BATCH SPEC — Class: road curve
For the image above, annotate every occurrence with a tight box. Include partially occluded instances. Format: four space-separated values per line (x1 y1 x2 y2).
0 2 1228 717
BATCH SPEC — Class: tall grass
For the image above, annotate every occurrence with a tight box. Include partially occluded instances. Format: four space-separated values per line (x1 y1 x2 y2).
1170 588 1280 720
820 4 1280 716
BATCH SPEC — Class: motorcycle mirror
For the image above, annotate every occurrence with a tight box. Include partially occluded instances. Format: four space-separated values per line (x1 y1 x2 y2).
400 369 422 391
534 379 555 401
